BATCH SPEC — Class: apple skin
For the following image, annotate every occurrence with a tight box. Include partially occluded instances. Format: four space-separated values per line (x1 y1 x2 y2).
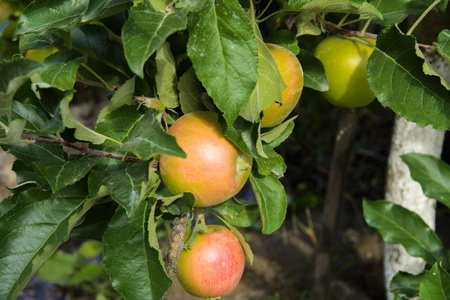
314 36 376 108
260 43 304 128
159 111 252 207
177 225 245 298
25 45 59 63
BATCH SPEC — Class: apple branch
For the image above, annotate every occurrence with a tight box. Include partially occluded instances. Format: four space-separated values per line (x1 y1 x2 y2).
21 134 141 163
163 213 189 300
320 20 436 53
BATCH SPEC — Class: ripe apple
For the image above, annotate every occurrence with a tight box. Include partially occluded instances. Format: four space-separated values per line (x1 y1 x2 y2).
260 43 304 128
314 36 376 108
177 225 245 298
25 45 59 63
159 111 253 207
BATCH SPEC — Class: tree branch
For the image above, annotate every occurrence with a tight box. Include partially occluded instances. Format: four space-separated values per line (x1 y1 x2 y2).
21 134 141 163
163 213 189 300
320 21 437 53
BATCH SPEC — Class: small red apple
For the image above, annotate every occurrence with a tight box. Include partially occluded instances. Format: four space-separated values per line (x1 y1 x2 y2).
177 225 245 298
159 111 253 207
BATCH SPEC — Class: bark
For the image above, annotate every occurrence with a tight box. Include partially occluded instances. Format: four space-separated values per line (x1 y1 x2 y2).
384 9 450 296
384 116 445 300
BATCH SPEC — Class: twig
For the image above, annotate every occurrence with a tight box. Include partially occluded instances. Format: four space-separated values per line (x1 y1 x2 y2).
21 134 141 163
163 213 189 300
320 21 437 53
76 76 118 91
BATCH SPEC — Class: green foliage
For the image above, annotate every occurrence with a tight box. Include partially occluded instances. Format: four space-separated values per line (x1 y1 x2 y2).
364 155 450 299
0 0 450 299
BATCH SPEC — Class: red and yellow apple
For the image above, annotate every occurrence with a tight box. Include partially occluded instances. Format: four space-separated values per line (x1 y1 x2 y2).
159 111 253 207
260 43 304 128
314 36 376 108
177 225 245 298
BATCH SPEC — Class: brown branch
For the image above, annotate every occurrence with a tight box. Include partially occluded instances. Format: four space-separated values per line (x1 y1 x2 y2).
21 134 141 163
163 213 189 300
312 109 361 300
320 21 437 53
76 76 118 91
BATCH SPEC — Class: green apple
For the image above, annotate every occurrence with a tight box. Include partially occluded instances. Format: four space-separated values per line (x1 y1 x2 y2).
177 225 245 298
314 36 376 108
159 111 253 207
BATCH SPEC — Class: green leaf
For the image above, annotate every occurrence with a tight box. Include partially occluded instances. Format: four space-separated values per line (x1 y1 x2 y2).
19 30 65 53
212 198 260 227
255 147 287 177
240 12 285 123
179 0 207 12
35 155 100 193
295 12 321 36
0 119 26 145
220 114 259 157
297 48 328 92
39 49 85 91
260 116 296 146
122 0 187 77
436 30 450 65
420 260 450 300
60 95 120 145
98 77 136 121
14 0 90 39
368 0 447 25
9 159 51 192
368 25 450 130
249 171 287 234
159 192 195 216
265 30 300 55
178 67 205 114
187 0 258 126
89 160 149 216
10 101 48 132
0 58 43 117
119 108 186 160
0 183 95 300
83 0 132 22
390 271 423 298
4 143 65 165
70 201 118 241
155 42 178 109
103 199 172 300
96 105 144 148
402 153 450 208
289 0 382 18
363 199 448 266
71 24 125 70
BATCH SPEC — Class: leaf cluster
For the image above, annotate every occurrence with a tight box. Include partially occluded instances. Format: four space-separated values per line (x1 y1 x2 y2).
0 0 449 299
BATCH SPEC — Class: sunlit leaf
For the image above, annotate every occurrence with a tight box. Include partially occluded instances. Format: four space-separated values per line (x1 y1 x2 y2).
363 199 448 266
187 0 258 126
420 260 450 300
155 42 178 109
249 171 287 234
368 25 450 130
289 0 382 18
122 0 187 77
402 153 450 208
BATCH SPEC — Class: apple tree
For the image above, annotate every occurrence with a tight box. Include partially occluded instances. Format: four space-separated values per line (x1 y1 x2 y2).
0 0 450 299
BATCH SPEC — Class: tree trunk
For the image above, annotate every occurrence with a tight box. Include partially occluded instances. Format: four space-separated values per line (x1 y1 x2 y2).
383 116 445 300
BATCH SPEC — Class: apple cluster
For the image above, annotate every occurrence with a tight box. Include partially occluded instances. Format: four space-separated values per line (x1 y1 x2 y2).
158 43 304 298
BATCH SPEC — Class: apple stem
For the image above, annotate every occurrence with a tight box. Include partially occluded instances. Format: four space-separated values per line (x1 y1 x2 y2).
407 0 440 36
